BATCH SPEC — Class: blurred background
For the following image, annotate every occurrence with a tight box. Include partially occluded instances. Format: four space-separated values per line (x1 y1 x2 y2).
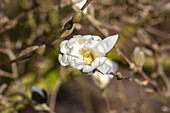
0 0 170 113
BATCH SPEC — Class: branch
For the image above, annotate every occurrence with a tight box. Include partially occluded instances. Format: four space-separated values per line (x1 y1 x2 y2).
110 70 134 80
48 0 93 111
145 26 170 41
84 11 161 93
49 75 63 111
0 47 18 78
0 0 92 67
0 2 39 34
137 67 158 91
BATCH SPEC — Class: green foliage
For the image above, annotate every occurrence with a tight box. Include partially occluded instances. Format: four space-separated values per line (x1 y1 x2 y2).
48 10 60 25
38 69 60 93
125 26 136 35
162 57 170 71
143 57 155 73
107 49 127 65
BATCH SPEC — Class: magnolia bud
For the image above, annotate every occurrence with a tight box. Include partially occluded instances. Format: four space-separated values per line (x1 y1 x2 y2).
36 44 46 55
116 72 123 80
133 47 145 67
31 85 48 104
19 45 39 57
144 88 154 93
92 71 113 89
71 10 83 23
61 24 75 38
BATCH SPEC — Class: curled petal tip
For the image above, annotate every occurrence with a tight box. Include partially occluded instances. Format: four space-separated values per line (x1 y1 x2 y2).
102 34 119 53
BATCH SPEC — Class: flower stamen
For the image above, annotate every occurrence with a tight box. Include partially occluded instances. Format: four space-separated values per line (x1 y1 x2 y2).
83 53 93 65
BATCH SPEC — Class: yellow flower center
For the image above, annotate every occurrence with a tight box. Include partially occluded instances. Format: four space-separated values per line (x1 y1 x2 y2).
83 53 93 65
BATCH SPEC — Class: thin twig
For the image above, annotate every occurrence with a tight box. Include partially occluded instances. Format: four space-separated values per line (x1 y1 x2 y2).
137 67 158 91
101 91 110 113
49 69 64 110
0 69 14 78
0 47 18 78
114 45 132 66
83 14 108 37
84 10 161 93
0 2 39 33
0 0 91 67
81 0 92 11
146 26 170 40
0 51 34 67
110 70 134 80
49 0 93 110
49 66 72 111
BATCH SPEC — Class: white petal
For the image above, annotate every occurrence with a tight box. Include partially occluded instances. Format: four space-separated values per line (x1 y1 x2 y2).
60 47 69 54
73 35 82 38
58 54 69 66
91 57 100 68
82 35 92 40
102 34 118 53
69 42 84 58
99 75 110 84
60 40 68 48
76 65 84 70
92 44 106 58
97 63 112 74
67 35 80 47
68 56 77 70
82 65 94 73
92 35 102 41
82 58 100 73
99 57 107 65
105 58 118 73
72 0 86 10
60 40 69 53
67 56 84 70
84 40 99 49
105 74 114 79
78 38 86 45
92 71 112 89
82 35 93 44
97 43 106 55
75 58 85 66
99 75 110 85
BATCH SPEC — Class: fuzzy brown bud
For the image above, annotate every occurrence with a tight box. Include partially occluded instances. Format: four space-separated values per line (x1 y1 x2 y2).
116 72 123 80
36 44 46 55
133 47 145 67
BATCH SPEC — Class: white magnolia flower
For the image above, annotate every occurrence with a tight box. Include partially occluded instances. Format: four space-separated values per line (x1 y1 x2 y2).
92 59 118 89
72 0 87 11
58 34 118 74
59 0 86 10
60 0 95 17
72 0 94 16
